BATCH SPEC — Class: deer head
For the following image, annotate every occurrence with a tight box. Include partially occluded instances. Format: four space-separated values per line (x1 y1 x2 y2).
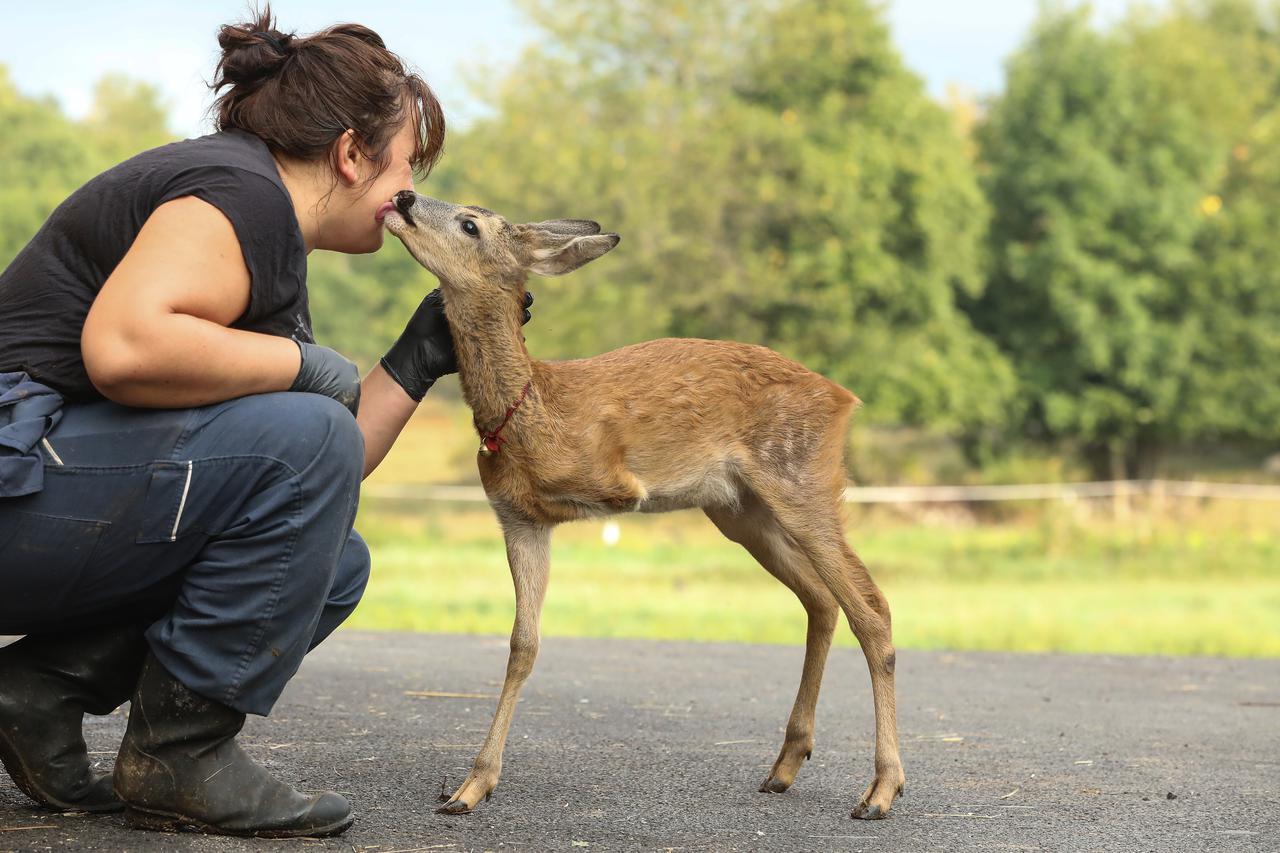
381 191 620 308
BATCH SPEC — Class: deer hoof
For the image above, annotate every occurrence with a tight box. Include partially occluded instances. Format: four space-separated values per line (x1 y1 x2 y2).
851 772 903 820
851 801 887 820
759 777 791 794
436 798 474 815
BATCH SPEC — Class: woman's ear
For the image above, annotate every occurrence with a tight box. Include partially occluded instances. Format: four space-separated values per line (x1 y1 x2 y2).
334 129 362 187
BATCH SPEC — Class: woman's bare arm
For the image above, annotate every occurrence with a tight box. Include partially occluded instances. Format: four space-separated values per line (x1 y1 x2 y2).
82 195 413 478
355 362 419 478
82 196 301 405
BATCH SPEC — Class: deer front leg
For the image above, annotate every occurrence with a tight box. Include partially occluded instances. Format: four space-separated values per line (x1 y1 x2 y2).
438 516 551 814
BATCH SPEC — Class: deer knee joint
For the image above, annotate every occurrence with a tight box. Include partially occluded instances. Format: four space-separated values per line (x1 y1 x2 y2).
883 650 896 675
785 721 815 743
507 634 540 677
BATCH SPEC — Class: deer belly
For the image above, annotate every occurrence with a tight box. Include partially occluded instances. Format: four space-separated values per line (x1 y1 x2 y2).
634 464 742 514
531 462 741 520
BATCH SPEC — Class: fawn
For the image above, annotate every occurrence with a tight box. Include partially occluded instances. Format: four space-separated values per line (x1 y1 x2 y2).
382 190 904 820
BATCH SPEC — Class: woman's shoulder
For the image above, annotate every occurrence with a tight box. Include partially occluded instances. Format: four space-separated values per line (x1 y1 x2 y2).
45 130 290 244
123 131 300 252
60 129 305 297
115 128 284 194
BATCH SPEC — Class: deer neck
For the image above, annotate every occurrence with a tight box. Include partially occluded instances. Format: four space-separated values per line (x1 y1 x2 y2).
443 279 537 430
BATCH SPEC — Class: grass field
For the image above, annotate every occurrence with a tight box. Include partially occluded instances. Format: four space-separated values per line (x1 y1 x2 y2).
351 459 1280 658
348 401 1280 658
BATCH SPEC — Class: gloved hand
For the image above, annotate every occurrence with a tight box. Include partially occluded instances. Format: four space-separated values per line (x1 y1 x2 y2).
381 289 534 402
289 341 361 415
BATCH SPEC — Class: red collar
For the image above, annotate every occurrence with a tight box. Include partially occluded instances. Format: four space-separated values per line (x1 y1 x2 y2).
477 380 532 455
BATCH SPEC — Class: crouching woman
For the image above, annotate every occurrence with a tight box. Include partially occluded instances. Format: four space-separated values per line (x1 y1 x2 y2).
0 9 519 838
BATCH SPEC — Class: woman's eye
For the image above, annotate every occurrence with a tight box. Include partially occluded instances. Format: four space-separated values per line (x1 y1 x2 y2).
461 220 479 237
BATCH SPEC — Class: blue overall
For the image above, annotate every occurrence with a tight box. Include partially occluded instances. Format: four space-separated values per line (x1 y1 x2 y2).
0 373 370 716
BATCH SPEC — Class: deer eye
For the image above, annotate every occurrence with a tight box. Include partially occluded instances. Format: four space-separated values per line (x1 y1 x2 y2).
461 219 479 237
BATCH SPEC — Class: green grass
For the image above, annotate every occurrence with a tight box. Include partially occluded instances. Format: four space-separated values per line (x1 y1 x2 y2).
347 501 1280 658
351 407 1280 657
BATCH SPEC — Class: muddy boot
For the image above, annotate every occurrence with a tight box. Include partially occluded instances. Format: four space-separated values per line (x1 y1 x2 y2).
0 625 147 812
113 653 353 838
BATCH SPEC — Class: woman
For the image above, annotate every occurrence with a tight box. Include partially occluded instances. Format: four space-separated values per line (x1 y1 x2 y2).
0 7 527 839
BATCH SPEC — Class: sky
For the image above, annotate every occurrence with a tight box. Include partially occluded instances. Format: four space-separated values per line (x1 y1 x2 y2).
2 0 1159 138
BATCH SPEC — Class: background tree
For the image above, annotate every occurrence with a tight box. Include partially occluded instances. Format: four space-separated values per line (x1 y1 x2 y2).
972 1 1277 477
4 0 1278 483
82 74 173 165
1177 0 1280 448
0 69 173 261
725 0 1016 434
434 0 1016 434
0 66 103 264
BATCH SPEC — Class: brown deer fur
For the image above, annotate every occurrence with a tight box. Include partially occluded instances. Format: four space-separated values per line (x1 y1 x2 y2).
383 192 904 820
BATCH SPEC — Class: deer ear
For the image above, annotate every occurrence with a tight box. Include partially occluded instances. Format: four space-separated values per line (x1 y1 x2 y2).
529 219 602 236
528 233 621 276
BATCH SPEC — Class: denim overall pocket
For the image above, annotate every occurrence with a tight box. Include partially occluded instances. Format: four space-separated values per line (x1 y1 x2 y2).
135 460 196 544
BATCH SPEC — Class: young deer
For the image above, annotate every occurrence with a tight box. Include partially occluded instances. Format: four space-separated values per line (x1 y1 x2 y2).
382 191 904 820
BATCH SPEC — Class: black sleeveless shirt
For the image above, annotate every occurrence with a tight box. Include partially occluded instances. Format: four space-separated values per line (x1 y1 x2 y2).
0 128 313 402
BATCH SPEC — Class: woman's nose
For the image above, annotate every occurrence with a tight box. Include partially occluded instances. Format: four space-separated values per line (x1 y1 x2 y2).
394 191 416 214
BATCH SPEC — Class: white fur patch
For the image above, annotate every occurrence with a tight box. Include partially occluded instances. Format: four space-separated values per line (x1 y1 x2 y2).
635 460 742 514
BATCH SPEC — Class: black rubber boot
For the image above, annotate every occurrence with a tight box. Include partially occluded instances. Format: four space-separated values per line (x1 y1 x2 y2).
113 653 353 838
0 625 147 813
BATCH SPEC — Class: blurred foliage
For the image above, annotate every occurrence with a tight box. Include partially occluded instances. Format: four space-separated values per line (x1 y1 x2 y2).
305 243 438 368
434 0 1016 432
82 73 173 165
2 0 1279 480
0 67 103 265
0 69 173 268
974 0 1280 476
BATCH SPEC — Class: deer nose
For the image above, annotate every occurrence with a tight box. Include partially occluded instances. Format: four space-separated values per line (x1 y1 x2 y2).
393 191 416 214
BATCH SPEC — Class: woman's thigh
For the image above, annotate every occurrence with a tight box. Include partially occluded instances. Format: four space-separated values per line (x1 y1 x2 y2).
0 400 201 631
0 392 358 633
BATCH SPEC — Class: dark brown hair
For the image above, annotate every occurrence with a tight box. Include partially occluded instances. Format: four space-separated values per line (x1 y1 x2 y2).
209 4 445 197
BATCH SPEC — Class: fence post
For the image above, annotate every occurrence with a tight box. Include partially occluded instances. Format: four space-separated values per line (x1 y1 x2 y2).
1150 478 1166 519
1112 480 1131 523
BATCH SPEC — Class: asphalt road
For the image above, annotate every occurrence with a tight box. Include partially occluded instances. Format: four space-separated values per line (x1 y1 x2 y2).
1 631 1277 852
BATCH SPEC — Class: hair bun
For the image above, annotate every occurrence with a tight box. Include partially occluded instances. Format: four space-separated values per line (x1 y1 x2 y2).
253 31 293 53
215 13 295 87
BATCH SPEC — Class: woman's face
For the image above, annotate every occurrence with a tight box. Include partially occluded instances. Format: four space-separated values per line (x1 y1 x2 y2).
327 119 418 254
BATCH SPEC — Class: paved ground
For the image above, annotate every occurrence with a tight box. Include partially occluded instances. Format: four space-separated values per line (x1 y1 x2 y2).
0 632 1277 852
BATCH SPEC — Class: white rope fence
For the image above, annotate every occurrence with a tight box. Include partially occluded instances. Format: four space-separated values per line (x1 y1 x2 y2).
842 479 1280 503
361 479 1280 505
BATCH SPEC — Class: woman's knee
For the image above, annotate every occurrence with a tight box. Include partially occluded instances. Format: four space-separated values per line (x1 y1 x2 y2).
205 391 364 483
308 530 372 650
332 530 372 605
270 391 363 465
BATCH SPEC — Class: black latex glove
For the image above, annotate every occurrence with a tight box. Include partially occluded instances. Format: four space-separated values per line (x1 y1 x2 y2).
289 340 361 415
381 289 534 402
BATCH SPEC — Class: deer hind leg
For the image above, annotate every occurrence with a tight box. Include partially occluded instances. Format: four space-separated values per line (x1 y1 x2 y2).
705 498 839 795
761 494 904 820
438 514 551 814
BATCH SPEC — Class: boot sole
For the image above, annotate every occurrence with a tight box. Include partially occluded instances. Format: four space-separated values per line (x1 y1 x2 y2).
0 728 124 814
124 805 354 839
